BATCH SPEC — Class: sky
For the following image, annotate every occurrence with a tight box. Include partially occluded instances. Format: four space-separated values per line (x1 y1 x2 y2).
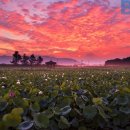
0 0 130 64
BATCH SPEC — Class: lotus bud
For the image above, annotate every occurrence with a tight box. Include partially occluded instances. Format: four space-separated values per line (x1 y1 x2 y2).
9 91 15 97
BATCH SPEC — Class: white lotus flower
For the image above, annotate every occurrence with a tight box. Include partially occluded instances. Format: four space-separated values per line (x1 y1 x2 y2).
39 91 43 95
16 80 21 85
1 86 5 89
115 89 119 93
2 77 7 79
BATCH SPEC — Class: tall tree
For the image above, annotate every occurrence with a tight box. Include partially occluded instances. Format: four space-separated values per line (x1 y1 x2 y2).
37 56 43 65
29 54 36 65
21 54 29 65
11 51 21 65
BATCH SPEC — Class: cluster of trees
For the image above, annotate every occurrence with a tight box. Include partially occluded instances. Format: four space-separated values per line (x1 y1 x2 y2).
105 57 130 66
11 51 43 65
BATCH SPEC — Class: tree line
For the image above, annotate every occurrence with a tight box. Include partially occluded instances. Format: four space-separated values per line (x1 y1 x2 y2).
11 51 43 65
105 56 130 66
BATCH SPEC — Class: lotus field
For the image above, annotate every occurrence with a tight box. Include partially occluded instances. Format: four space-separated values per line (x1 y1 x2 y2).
0 67 130 130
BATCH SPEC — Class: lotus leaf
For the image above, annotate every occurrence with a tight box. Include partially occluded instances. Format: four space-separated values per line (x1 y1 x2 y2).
18 121 34 130
58 116 70 129
83 105 97 119
34 113 49 128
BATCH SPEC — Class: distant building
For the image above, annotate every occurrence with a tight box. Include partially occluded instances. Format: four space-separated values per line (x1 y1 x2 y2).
45 60 57 67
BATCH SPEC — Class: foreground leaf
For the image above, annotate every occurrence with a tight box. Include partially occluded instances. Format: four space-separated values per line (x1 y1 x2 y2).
58 116 70 129
18 121 34 130
34 113 49 128
83 105 97 119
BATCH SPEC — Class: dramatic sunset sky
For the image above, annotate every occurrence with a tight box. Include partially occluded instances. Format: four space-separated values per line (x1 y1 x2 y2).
0 0 130 64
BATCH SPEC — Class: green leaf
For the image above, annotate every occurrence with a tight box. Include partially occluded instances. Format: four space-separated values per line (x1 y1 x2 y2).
30 102 40 112
122 87 130 93
83 105 97 119
23 98 29 108
76 97 85 109
74 108 82 116
61 82 66 89
93 97 102 105
78 126 87 130
81 95 89 102
98 106 109 121
49 120 59 130
116 96 129 106
57 97 72 108
119 107 130 114
13 98 23 107
42 109 54 119
11 108 24 115
71 118 79 128
51 90 59 97
60 116 70 126
0 101 8 112
60 105 72 116
3 113 22 127
34 113 49 128
58 116 70 129
18 121 34 130
0 121 7 130
53 107 61 115
13 98 29 108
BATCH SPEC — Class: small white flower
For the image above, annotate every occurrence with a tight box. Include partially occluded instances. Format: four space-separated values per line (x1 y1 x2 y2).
39 91 43 95
2 77 7 79
115 89 119 93
1 86 5 89
16 80 21 85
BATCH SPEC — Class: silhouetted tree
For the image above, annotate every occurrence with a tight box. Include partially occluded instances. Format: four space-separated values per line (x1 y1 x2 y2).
21 54 29 65
37 56 43 65
105 57 130 66
29 54 36 65
11 51 21 65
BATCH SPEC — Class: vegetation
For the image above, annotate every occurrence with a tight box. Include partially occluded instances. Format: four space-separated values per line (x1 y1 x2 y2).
105 57 130 66
0 67 130 130
11 51 43 65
